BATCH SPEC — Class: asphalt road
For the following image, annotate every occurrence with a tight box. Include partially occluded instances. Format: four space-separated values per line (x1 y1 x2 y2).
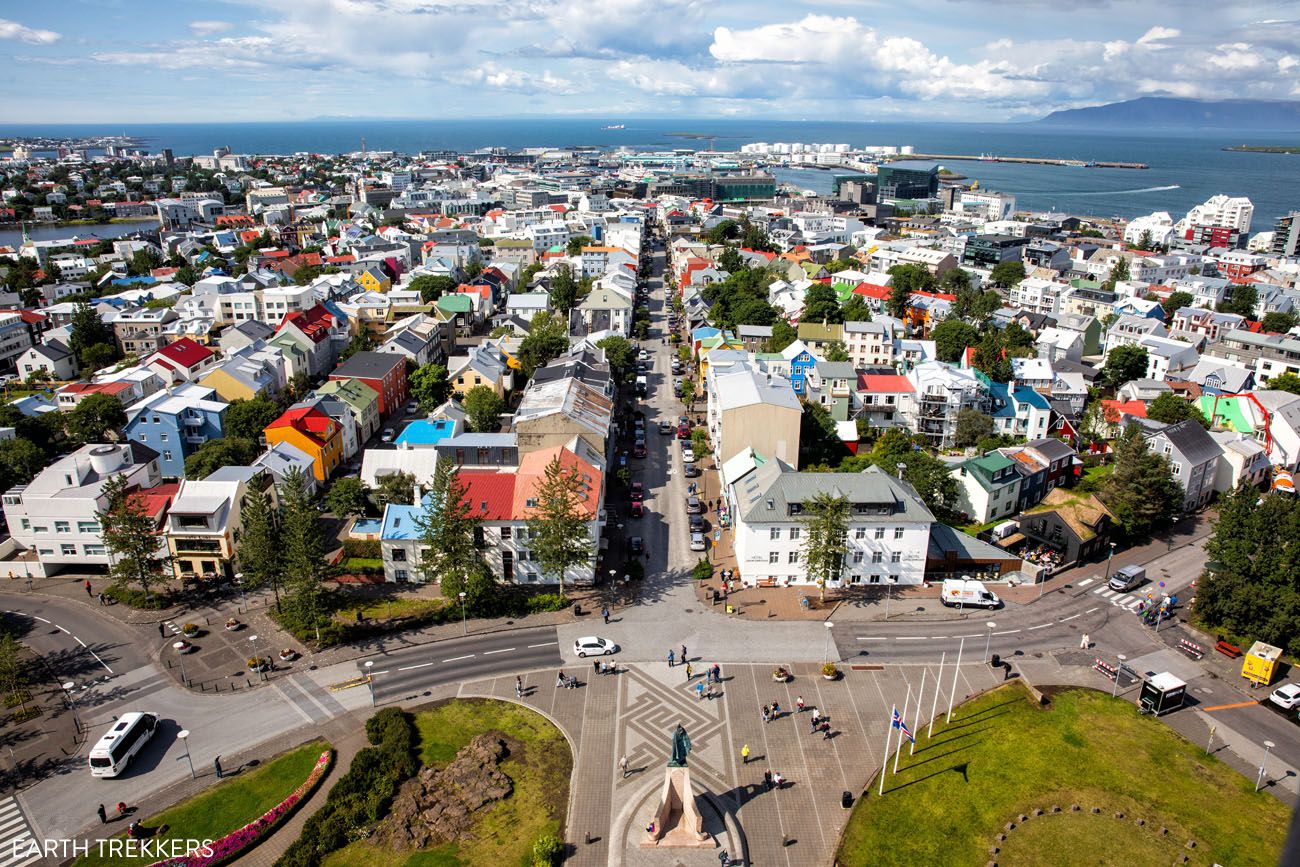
0 592 153 680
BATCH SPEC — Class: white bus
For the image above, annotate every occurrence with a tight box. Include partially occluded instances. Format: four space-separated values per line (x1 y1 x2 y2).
89 712 159 778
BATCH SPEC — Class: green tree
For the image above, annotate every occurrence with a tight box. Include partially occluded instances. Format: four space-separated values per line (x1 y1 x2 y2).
96 473 169 600
989 260 1026 289
703 220 739 245
595 335 635 381
823 341 850 363
463 386 504 433
566 235 592 256
950 286 1002 326
765 321 797 353
416 458 482 591
373 471 418 511
526 456 594 599
801 283 843 324
679 378 695 408
338 329 375 363
1135 229 1153 251
1101 345 1150 388
464 259 484 280
931 319 980 363
863 429 960 519
408 363 451 412
68 302 115 367
549 264 579 313
327 477 370 517
1160 291 1195 321
237 484 283 609
81 342 118 372
841 294 872 322
64 393 127 442
800 492 850 603
886 263 935 317
225 396 281 440
939 268 971 293
518 311 570 378
409 274 457 303
1261 311 1298 334
183 437 261 479
1265 372 1300 395
279 467 331 641
740 220 775 252
1101 423 1183 539
128 247 163 276
954 408 994 448
0 633 26 713
1146 392 1209 428
717 247 744 274
692 559 713 582
0 438 47 495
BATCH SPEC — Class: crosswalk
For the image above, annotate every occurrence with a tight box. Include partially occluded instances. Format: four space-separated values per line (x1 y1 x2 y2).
1092 585 1144 611
0 795 40 867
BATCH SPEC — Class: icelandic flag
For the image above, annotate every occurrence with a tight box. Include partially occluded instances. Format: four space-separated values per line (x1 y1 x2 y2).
892 706 914 742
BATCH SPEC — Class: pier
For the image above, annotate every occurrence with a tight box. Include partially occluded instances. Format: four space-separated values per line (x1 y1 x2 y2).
895 153 1148 170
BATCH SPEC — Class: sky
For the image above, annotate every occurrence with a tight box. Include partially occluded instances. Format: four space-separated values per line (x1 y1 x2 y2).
1 0 1299 123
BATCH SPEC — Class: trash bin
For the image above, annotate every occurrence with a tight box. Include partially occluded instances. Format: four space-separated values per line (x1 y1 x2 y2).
841 790 854 809
573 603 582 616
991 653 1001 667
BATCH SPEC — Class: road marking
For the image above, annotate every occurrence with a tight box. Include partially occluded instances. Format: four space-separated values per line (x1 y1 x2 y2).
1078 578 1095 587
895 636 927 641
31 616 48 624
527 642 558 648
0 798 37 867
397 662 435 672
443 654 474 662
1203 700 1259 712
1061 613 1082 621
953 633 982 638
1085 607 1100 614
992 629 1020 636
1027 623 1052 630
483 648 515 655
55 625 69 634
855 636 888 641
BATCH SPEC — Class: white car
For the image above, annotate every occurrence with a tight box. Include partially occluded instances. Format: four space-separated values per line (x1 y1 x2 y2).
638 349 651 361
681 447 695 463
1269 683 1300 711
689 532 707 551
380 428 395 443
574 636 618 657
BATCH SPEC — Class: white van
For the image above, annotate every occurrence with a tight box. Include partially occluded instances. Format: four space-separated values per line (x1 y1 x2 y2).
1109 564 1146 592
89 711 159 778
940 578 1001 609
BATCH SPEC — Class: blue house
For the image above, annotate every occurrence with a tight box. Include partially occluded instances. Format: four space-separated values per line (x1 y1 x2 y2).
124 383 228 479
781 339 818 396
985 378 1052 440
395 418 459 448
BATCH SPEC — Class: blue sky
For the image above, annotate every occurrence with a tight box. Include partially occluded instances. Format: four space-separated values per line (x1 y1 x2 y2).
2 0 1299 122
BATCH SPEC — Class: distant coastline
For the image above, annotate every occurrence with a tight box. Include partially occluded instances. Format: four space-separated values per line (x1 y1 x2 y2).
1223 145 1300 154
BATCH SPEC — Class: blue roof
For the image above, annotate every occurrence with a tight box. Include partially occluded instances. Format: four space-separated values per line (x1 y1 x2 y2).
1014 385 1051 409
989 381 1051 418
395 418 457 446
381 498 431 541
692 326 721 341
110 275 157 287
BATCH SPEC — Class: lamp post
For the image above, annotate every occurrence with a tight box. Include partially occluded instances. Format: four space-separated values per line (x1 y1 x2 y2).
178 729 195 779
984 621 997 663
173 641 189 686
1112 654 1127 698
60 681 81 736
249 634 266 681
1256 740 1275 792
235 571 247 611
364 660 375 707
822 621 835 662
1103 542 1117 583
458 591 467 636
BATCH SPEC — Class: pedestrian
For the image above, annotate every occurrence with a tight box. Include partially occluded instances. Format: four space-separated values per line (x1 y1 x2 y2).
602 606 610 624
696 681 705 700
84 579 92 597
741 744 750 764
771 700 781 718
116 802 127 817
713 664 721 683
810 712 820 735
619 754 629 778
515 676 523 697
822 721 832 740
762 705 771 724
685 662 693 680
773 771 785 789
97 592 105 606
1080 632 1090 650
668 649 675 667
796 695 806 713
214 755 222 779
158 623 165 639
681 644 687 664
556 671 566 689
593 659 600 676
763 769 773 791
97 804 107 824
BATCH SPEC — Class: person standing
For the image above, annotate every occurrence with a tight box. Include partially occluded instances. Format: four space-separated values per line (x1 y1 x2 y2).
771 700 781 718
602 606 610 624
762 705 771 724
1080 632 1090 650
685 662 693 680
158 623 165 639
84 580 92 597
696 681 705 700
680 644 687 664
822 721 832 740
619 755 630 778
668 649 675 667
516 676 523 697
763 770 773 791
741 743 750 764
97 804 107 825
796 695 806 713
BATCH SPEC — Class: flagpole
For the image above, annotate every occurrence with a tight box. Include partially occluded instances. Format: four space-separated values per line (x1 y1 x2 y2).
947 637 965 723
878 704 894 797
911 669 926 756
928 651 945 741
893 683 912 775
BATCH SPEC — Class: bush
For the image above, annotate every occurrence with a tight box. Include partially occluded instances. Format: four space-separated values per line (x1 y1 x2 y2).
341 538 381 559
627 560 644 581
821 662 839 678
525 593 567 614
103 582 171 609
532 833 564 867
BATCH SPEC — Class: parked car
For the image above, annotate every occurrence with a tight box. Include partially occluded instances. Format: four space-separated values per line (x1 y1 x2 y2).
681 447 695 463
689 532 707 551
630 501 644 518
630 536 644 555
686 495 702 514
633 442 647 458
573 636 618 657
689 514 706 533
1269 683 1300 711
684 463 701 478
659 420 673 435
677 423 691 439
380 428 395 443
630 482 644 502
405 401 419 415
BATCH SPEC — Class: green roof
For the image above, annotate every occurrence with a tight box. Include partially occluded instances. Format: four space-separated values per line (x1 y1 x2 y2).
436 295 473 313
800 262 824 277
797 322 843 342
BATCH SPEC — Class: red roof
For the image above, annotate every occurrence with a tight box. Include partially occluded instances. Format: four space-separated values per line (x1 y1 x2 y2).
0 309 47 324
151 337 213 370
267 406 337 446
1102 399 1147 423
60 381 132 396
856 374 915 393
128 482 180 524
457 472 517 521
326 254 355 264
279 304 334 344
853 283 891 300
239 230 265 244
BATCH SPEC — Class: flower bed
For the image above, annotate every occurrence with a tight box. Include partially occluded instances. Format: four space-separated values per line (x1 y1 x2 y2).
149 749 333 867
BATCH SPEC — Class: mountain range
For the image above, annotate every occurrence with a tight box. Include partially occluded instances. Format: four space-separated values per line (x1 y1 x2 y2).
1036 97 1300 130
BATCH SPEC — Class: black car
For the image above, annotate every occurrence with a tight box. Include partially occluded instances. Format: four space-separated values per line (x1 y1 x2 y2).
689 514 707 533
630 536 644 555
684 463 701 478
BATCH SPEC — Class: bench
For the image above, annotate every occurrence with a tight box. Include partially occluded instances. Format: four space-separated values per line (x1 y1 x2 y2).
756 577 778 588
1214 639 1242 659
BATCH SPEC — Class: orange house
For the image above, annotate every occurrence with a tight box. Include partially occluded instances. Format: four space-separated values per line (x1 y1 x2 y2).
264 405 343 482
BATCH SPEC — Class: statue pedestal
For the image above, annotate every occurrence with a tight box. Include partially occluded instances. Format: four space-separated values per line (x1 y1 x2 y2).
640 766 712 848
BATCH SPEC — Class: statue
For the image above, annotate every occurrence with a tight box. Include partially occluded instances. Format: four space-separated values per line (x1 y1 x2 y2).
668 724 691 768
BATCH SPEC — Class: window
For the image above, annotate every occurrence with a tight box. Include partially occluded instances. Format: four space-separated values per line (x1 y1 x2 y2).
789 527 801 541
891 551 901 563
61 544 76 556
55 521 70 534
872 551 883 564
391 548 406 562
769 551 779 564
19 518 29 531
852 551 864 563
874 527 885 540
163 451 173 462
394 569 409 582
500 526 512 540
855 527 866 539
1171 462 1181 475
894 527 904 540
788 551 799 564
770 527 781 540
84 544 106 556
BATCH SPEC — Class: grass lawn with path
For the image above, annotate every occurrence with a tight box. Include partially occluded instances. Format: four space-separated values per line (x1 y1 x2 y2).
837 683 1287 867
332 595 446 623
323 699 571 867
74 739 329 867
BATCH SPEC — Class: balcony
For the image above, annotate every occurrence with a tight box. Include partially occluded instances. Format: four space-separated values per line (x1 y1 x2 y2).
182 416 205 427
170 538 223 554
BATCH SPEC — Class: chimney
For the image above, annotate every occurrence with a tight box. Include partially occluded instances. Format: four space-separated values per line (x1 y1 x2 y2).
412 483 422 506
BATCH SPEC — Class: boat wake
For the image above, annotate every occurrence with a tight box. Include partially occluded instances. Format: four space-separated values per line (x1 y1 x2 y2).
1055 184 1180 197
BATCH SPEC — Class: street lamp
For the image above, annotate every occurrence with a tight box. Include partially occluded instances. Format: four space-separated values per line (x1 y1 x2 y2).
60 681 81 735
249 634 266 681
984 621 997 663
458 591 467 635
364 660 375 707
823 621 835 662
177 729 195 779
235 571 247 610
1256 740 1275 792
1112 654 1127 698
1103 542 1117 582
173 640 189 686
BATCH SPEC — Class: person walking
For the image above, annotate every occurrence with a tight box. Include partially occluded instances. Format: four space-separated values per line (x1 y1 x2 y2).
1080 632 1090 650
762 705 771 724
771 700 781 718
97 592 105 606
668 649 675 667
695 681 705 700
763 770 773 791
158 623 165 639
515 676 523 698
685 662 693 680
822 721 833 740
602 606 610 625
84 580 92 597
796 695 806 713
97 804 107 825
556 671 566 689
619 755 629 779
810 709 821 734
680 644 687 664
741 744 750 764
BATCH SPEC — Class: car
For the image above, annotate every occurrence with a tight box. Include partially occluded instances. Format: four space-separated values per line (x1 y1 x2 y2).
689 514 706 533
689 532 707 551
630 536 644 555
630 482 644 502
574 636 619 657
681 447 696 463
686 495 702 514
633 443 647 458
1269 683 1300 710
638 349 651 361
684 463 701 478
630 501 644 518
380 428 395 443
659 420 673 435
405 401 419 415
1108 564 1146 592
677 423 691 439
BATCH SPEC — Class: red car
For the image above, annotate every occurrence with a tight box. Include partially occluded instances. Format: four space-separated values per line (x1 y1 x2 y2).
677 423 691 439
630 482 644 502
630 501 644 518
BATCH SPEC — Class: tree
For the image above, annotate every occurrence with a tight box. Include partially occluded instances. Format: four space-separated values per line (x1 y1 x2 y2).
703 220 739 245
1261 311 1298 334
237 485 283 608
801 283 842 324
1218 285 1258 318
1101 423 1183 538
595 336 635 381
97 473 169 600
0 632 26 713
566 235 592 256
954 409 994 448
680 378 695 408
526 456 594 598
765 320 797 352
373 470 418 511
409 274 456 303
464 259 484 279
81 343 117 372
841 294 872 322
823 341 850 363
1265 372 1300 395
1102 257 1130 291
1101 345 1149 388
931 319 980 363
327 477 370 517
518 311 570 378
950 286 1001 326
408 363 451 412
128 247 162 276
68 302 115 367
65 393 127 442
717 247 744 274
989 260 1026 288
740 220 775 252
1135 229 1153 251
1160 291 1195 321
1146 392 1209 428
0 438 46 495
886 264 935 318
184 437 261 479
225 396 281 440
800 493 850 603
862 429 960 519
939 268 971 293
549 264 579 313
339 329 375 363
463 386 504 433
416 458 482 590
279 467 331 641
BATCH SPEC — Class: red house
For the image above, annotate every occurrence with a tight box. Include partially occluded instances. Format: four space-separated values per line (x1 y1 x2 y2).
329 351 408 418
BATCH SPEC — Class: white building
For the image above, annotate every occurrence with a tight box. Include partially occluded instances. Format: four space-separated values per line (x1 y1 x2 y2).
1123 212 1176 247
957 190 1016 222
1177 195 1254 235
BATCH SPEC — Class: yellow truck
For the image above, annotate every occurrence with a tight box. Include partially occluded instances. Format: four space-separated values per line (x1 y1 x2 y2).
1241 641 1282 687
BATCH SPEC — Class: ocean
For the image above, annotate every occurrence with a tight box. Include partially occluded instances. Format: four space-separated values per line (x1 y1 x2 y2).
2 117 1297 233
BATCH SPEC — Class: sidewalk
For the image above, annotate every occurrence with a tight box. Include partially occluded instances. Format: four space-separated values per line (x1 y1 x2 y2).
11 574 183 626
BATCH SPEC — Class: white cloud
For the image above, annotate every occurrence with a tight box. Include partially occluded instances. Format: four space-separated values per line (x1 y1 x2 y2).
449 63 577 94
189 20 234 36
0 18 59 45
1136 26 1180 45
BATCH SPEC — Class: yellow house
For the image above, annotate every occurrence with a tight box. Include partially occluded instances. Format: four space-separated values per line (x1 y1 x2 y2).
449 343 512 399
198 359 275 402
698 335 745 379
356 266 392 294
264 405 343 481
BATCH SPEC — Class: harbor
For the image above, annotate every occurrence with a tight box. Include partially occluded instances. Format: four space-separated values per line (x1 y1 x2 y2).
894 152 1149 169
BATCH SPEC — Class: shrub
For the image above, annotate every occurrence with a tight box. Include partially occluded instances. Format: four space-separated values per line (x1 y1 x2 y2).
104 582 171 609
532 833 564 867
526 593 567 614
341 538 381 559
821 662 839 678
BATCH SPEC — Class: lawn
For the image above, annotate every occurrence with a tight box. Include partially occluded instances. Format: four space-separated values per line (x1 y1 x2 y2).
323 699 571 867
332 595 446 623
75 739 329 867
837 684 1287 867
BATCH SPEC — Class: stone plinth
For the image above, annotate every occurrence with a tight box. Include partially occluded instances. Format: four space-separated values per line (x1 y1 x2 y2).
640 766 711 848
